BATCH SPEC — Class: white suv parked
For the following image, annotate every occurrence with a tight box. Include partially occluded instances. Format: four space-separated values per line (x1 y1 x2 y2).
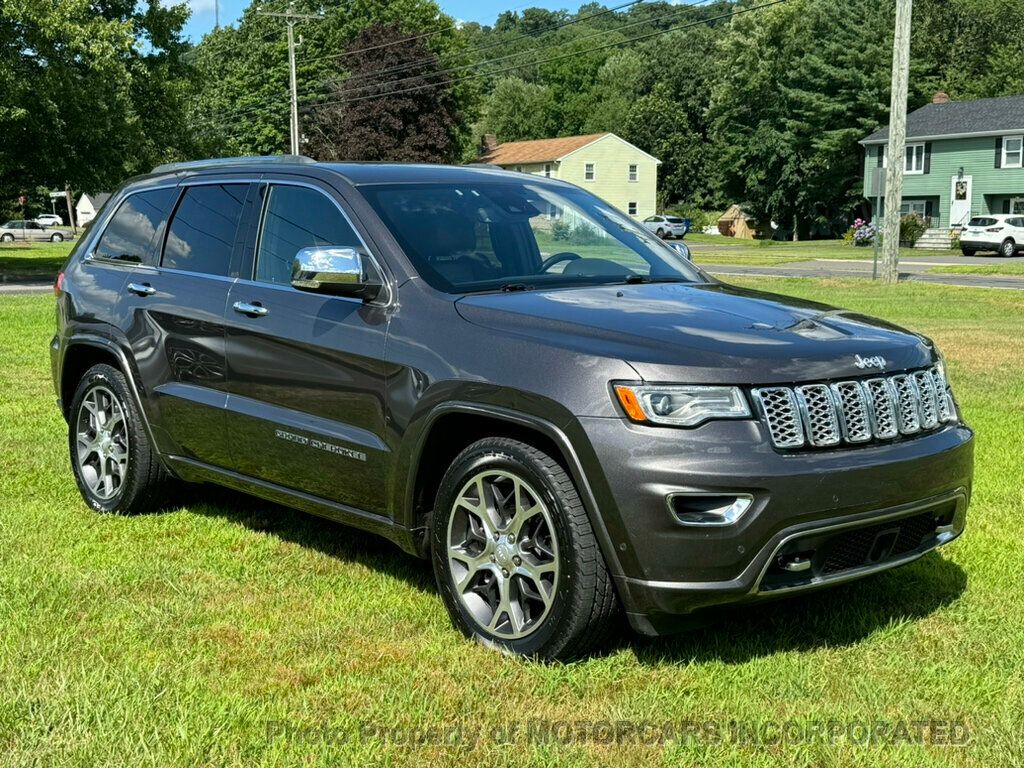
642 215 688 239
960 214 1024 257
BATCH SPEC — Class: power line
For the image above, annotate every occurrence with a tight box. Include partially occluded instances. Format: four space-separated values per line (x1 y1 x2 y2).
305 0 768 113
217 0 719 125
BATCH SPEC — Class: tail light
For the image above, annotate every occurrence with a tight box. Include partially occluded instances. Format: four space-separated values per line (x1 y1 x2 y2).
986 226 1004 233
53 271 64 296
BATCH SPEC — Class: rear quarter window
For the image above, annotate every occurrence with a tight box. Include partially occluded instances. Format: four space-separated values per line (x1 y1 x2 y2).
92 188 178 265
162 184 248 276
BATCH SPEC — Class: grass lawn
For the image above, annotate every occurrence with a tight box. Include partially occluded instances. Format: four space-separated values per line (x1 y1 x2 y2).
684 235 960 267
0 241 74 281
1 280 1023 766
929 264 1024 277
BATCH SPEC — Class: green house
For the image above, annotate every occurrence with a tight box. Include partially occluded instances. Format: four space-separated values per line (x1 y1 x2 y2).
860 92 1024 242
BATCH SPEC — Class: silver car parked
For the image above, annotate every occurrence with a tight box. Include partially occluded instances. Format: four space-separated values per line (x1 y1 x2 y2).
0 220 72 243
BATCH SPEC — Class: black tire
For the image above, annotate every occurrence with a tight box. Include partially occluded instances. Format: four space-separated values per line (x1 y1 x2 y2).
431 437 619 660
656 228 666 239
1001 239 1016 258
960 249 975 257
50 233 64 242
68 363 167 514
0 233 13 242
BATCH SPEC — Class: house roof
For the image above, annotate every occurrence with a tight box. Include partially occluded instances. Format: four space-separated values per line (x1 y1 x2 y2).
479 133 612 165
78 193 111 208
861 94 1024 144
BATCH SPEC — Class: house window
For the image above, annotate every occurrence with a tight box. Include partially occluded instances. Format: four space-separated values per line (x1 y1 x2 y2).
544 163 552 178
1012 197 1024 215
1003 136 1023 169
628 202 638 216
584 163 595 181
882 144 926 173
900 199 928 219
905 144 925 174
514 165 523 173
628 164 638 182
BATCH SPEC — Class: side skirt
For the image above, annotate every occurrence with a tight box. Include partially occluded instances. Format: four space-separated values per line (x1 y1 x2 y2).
165 455 419 554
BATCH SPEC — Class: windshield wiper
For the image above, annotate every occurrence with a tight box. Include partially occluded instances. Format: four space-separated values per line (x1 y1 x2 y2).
500 282 532 292
622 275 689 284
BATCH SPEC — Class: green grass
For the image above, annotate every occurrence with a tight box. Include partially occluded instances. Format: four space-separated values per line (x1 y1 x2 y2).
1 280 1023 766
684 236 960 266
0 241 74 281
929 264 1024 277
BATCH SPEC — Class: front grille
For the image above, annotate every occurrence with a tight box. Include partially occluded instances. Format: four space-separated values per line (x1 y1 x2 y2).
752 366 955 450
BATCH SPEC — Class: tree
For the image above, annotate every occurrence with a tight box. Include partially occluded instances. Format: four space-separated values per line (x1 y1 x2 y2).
191 0 476 159
0 0 197 217
477 78 558 142
305 23 467 162
709 0 891 237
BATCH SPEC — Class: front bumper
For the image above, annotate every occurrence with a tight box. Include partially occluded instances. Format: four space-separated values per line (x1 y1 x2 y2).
574 416 974 635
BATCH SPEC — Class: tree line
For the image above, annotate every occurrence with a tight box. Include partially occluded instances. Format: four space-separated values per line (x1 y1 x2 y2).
2 0 1022 235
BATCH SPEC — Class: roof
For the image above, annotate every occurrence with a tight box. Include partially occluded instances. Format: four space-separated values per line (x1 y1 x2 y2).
862 94 1024 144
78 193 111 208
478 133 612 165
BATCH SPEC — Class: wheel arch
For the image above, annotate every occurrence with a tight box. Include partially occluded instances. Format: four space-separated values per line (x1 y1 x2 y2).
60 336 164 468
400 403 625 580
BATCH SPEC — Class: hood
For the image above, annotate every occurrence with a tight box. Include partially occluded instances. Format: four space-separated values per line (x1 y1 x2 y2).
455 282 936 384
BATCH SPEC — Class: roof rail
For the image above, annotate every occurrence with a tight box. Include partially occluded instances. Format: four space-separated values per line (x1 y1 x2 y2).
151 155 317 174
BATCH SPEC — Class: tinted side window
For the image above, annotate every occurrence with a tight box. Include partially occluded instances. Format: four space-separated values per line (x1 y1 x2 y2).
93 188 178 265
254 185 361 286
163 184 247 275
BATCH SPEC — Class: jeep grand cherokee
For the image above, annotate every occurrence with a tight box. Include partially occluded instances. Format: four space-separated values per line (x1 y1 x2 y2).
51 156 973 660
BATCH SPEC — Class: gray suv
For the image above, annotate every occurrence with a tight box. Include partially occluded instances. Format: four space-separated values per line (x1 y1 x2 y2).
51 156 973 660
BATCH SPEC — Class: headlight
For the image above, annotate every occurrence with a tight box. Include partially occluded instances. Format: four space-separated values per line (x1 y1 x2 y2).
613 384 751 427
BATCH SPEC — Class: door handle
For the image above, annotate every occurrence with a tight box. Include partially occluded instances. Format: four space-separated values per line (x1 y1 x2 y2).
127 282 156 296
233 301 269 317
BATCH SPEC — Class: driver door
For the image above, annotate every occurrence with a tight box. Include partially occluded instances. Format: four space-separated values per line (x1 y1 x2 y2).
222 180 393 515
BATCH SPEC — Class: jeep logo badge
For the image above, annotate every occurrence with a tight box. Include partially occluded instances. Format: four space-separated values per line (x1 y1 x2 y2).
853 354 887 370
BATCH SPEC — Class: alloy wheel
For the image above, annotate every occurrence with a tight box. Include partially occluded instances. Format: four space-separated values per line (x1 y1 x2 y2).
74 384 129 500
446 470 559 639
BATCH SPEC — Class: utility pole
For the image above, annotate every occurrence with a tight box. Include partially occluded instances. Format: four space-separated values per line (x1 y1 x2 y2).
258 2 323 155
881 0 913 284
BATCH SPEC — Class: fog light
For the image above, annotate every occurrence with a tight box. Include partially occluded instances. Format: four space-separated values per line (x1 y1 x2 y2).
668 493 753 526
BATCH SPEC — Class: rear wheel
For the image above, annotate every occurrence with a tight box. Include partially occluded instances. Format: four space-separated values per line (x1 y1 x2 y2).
960 249 975 257
431 438 619 660
50 233 64 242
69 364 167 514
1001 239 1016 258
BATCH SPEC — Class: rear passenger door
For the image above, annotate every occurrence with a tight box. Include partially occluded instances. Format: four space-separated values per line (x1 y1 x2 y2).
221 179 392 514
122 181 253 467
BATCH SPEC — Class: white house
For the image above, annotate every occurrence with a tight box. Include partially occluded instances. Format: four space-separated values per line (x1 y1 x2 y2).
76 193 111 226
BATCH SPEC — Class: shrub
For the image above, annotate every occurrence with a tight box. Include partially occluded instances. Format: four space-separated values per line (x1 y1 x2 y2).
568 225 605 246
551 220 571 241
850 218 877 246
899 214 927 247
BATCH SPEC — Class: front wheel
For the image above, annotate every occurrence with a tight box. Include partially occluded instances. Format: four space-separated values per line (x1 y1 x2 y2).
431 438 619 660
656 228 666 239
1001 239 1016 258
69 364 167 514
961 249 975 257
0 233 13 242
50 233 64 242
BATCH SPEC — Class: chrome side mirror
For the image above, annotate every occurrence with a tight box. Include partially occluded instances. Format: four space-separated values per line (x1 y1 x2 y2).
291 246 382 300
667 241 692 261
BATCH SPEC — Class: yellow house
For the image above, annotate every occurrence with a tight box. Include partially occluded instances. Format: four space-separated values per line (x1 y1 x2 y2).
478 132 660 220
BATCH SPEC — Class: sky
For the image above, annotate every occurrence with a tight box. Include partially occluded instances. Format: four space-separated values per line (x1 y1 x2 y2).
179 0 590 43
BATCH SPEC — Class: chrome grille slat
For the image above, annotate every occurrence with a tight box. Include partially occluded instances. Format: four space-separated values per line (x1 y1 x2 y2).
753 366 953 450
794 384 841 447
752 387 804 448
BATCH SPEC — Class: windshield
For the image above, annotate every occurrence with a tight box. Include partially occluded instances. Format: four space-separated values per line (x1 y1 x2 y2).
361 181 705 293
968 217 997 227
